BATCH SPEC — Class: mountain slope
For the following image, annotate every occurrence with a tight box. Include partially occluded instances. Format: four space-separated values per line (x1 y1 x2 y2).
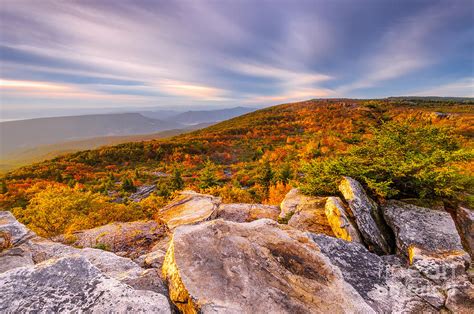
2 97 472 213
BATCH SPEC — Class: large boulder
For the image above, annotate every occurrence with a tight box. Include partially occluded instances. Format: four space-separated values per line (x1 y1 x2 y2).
339 177 393 254
455 206 474 257
0 255 170 313
310 234 446 312
157 190 220 230
280 188 334 235
382 200 470 282
55 220 167 259
217 203 280 222
325 196 362 243
162 218 373 313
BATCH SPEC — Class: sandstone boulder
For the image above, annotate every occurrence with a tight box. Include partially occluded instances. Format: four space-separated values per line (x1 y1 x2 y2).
325 196 362 242
0 255 170 313
56 220 167 259
217 203 280 222
162 218 373 313
382 200 470 283
157 190 220 230
455 206 474 257
339 177 392 254
280 188 334 235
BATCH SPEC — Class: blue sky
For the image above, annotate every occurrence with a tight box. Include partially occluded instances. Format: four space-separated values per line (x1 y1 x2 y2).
0 0 473 120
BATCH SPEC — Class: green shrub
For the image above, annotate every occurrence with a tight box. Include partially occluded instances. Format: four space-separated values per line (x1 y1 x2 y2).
300 121 473 201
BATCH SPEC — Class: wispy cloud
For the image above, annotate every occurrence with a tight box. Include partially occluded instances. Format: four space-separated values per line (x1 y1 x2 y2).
0 0 472 119
413 78 474 97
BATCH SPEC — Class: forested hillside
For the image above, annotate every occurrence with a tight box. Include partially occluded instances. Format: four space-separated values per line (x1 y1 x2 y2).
1 98 473 237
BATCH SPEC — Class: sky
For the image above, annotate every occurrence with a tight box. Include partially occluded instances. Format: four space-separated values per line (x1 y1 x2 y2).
0 0 473 120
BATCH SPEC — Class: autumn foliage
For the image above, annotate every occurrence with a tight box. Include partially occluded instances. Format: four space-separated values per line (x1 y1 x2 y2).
1 98 473 237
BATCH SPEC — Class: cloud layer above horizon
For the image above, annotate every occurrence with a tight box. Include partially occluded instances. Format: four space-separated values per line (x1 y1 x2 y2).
1 0 473 119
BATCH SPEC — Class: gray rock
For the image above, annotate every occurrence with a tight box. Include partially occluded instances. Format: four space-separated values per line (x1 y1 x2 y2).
162 218 373 313
217 203 280 222
0 211 35 248
339 177 393 254
310 234 447 312
0 246 34 273
0 211 171 310
382 200 470 282
129 184 156 202
0 255 170 313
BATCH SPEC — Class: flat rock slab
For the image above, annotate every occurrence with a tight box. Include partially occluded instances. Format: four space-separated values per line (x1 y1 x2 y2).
280 188 334 235
162 219 372 313
56 220 167 259
217 203 280 222
157 191 220 230
0 255 170 313
339 177 392 254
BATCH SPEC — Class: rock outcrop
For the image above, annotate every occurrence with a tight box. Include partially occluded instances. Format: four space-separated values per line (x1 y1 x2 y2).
157 190 220 230
56 220 167 259
325 196 362 243
0 211 35 249
0 211 171 312
339 177 393 254
382 200 470 281
311 234 447 312
0 255 170 313
280 188 334 235
455 206 474 257
162 219 372 313
217 203 280 222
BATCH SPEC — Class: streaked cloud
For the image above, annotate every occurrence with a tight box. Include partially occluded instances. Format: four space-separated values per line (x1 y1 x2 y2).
413 78 474 97
0 0 472 119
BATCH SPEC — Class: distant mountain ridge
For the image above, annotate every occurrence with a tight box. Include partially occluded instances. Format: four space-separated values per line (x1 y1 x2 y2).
170 107 255 125
0 113 180 155
0 107 257 156
0 123 214 172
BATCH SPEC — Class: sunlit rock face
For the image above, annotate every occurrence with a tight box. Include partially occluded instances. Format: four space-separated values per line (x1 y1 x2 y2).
325 196 362 243
217 203 280 222
162 219 372 314
157 190 221 230
455 206 474 258
54 220 167 259
0 256 170 313
280 188 335 235
339 177 393 254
